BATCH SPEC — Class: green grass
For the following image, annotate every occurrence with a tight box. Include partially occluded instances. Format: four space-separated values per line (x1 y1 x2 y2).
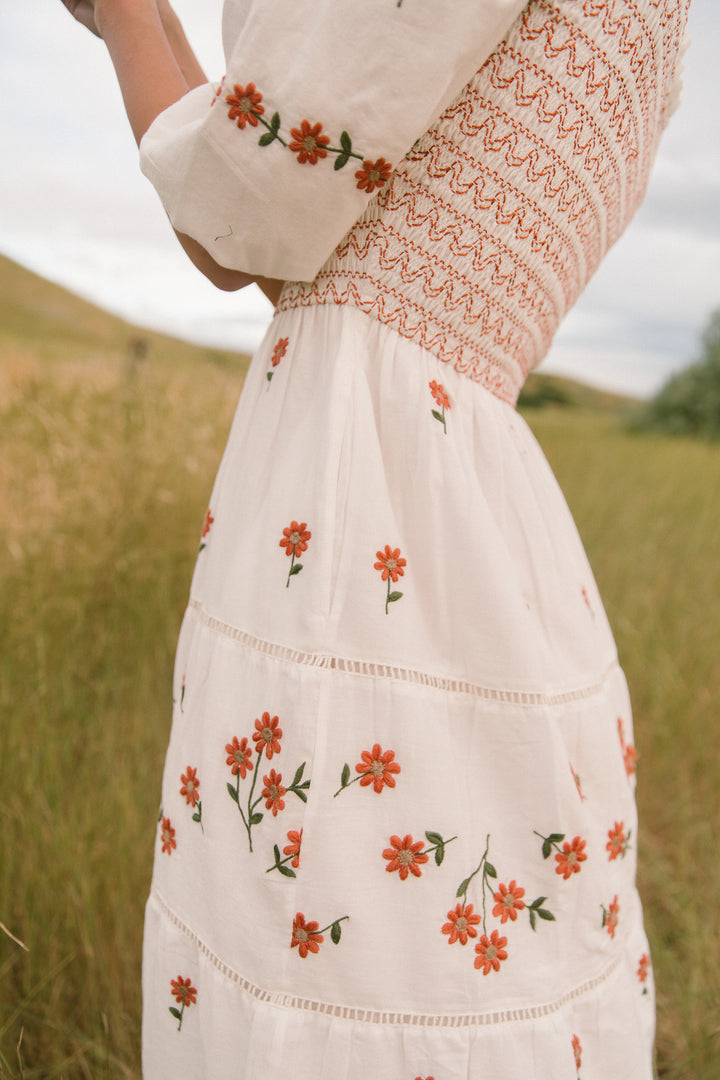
0 257 718 1077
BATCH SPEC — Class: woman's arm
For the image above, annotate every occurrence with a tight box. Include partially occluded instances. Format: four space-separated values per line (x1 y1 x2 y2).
61 0 283 298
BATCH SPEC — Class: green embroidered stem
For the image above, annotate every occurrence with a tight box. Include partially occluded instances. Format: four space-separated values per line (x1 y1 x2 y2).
385 575 391 615
421 832 457 868
286 551 295 588
455 834 496 933
266 847 298 876
169 1000 185 1031
333 768 363 798
318 915 350 944
191 800 204 834
256 111 288 148
242 750 264 852
534 830 566 860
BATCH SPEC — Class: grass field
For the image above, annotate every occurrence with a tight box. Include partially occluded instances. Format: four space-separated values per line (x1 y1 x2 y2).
1 257 718 1077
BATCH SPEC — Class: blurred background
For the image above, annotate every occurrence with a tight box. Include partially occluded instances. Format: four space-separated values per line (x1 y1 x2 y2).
0 2 718 1077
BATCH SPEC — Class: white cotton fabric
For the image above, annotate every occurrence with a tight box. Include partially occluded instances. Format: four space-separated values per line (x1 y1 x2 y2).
140 1 690 1077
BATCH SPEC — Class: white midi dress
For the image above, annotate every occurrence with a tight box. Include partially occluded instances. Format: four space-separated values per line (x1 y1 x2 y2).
138 1 690 1077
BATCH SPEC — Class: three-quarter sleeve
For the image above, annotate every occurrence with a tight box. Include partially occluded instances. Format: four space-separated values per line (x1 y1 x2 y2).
139 0 528 282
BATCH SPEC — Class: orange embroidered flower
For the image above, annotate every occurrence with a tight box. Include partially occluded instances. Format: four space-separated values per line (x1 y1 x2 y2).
180 766 200 807
291 912 324 957
623 743 637 777
606 821 627 861
225 735 254 778
202 508 214 538
429 380 451 410
283 828 303 868
604 894 620 938
383 834 429 880
160 816 176 854
289 120 330 164
262 769 286 816
252 712 283 758
555 835 587 879
271 337 289 367
492 880 526 923
637 952 650 983
355 157 392 192
355 744 401 792
170 975 197 1007
442 902 481 945
572 1034 582 1071
226 82 264 127
474 929 508 975
374 545 406 583
279 521 311 558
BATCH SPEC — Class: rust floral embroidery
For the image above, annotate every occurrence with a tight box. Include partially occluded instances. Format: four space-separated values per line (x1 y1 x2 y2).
453 836 554 939
637 952 651 993
267 828 303 877
291 911 349 957
572 1034 582 1074
602 894 620 938
169 975 197 1030
374 544 406 614
606 820 630 861
492 880 526 924
581 585 594 617
289 120 330 165
334 743 401 796
570 761 584 800
280 520 311 586
180 766 203 832
383 831 455 880
474 929 508 975
442 902 481 945
535 831 588 879
160 816 176 855
226 82 264 128
617 717 637 779
224 81 391 183
261 769 286 816
225 714 309 851
267 336 289 382
429 380 451 434
355 157 392 193
200 508 214 550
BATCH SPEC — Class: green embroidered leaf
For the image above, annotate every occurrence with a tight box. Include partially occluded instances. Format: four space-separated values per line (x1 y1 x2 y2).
425 831 443 846
259 132 276 146
289 563 303 576
431 409 444 423
169 1007 182 1020
529 909 536 932
292 762 306 786
548 833 565 843
273 844 282 864
529 896 547 910
387 591 403 603
199 542 206 552
434 844 445 867
278 864 296 878
341 763 351 788
294 789 308 803
331 920 342 944
340 130 352 153
456 877 472 899
192 812 201 822
298 779 311 790
537 907 555 922
334 153 350 171
158 806 164 822
250 812 264 825
541 840 552 860
267 371 273 381
270 112 281 133
226 782 239 804
485 861 497 879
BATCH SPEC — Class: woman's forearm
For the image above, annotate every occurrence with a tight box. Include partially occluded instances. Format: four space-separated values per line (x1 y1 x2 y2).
156 0 207 90
95 0 189 145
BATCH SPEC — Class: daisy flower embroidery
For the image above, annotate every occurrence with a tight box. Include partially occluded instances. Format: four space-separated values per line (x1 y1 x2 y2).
279 520 311 586
374 544 406 614
169 976 197 1030
334 743 401 796
180 766 203 831
291 911 349 956
429 380 451 434
267 336 288 382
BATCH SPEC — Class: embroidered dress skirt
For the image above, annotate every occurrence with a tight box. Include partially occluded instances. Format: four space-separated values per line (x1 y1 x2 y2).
141 303 655 1079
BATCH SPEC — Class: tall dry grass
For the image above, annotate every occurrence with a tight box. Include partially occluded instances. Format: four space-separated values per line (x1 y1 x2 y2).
0 335 718 1077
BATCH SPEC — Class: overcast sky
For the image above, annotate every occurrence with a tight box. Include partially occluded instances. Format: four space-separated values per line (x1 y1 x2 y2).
1 0 718 397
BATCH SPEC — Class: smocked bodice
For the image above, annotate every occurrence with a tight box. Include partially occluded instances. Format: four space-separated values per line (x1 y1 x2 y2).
279 0 689 405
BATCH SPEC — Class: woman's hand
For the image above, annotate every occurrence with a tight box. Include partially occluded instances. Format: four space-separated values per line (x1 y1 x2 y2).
59 0 101 37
